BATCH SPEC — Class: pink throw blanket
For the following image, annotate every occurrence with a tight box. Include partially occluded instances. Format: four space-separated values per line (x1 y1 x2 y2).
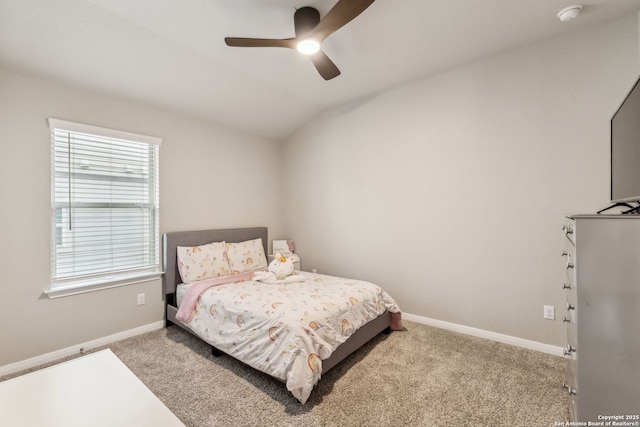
175 272 254 323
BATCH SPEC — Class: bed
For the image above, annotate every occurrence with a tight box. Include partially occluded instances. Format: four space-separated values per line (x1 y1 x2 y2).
163 227 401 403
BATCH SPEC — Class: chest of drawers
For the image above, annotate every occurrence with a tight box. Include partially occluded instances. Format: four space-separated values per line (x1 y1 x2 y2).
561 215 640 422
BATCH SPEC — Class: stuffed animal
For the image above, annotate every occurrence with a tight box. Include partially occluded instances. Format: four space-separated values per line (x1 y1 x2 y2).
269 253 294 280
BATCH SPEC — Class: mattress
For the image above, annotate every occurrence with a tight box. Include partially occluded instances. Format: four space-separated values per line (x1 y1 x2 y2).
176 282 190 307
176 271 400 403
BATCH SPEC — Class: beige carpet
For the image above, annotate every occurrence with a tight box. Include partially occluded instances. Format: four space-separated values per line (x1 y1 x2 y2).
2 321 568 426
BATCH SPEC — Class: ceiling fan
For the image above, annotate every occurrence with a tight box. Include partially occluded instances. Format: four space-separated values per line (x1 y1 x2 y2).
224 0 375 80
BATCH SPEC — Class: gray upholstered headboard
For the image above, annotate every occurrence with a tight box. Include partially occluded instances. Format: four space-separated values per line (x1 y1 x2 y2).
162 227 268 295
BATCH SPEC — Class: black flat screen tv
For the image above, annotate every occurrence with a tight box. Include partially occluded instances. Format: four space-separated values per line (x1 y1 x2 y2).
611 75 640 204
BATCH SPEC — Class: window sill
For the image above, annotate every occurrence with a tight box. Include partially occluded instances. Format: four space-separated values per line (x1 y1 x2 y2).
45 271 163 299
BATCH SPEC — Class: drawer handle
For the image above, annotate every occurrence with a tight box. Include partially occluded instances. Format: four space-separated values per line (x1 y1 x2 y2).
562 283 571 290
566 261 574 269
563 345 576 356
562 224 574 234
562 316 571 323
562 383 578 396
567 303 575 310
561 250 568 257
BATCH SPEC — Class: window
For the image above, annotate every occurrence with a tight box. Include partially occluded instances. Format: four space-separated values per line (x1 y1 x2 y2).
48 119 161 297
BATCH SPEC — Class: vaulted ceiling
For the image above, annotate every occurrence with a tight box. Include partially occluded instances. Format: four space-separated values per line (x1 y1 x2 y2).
2 0 639 139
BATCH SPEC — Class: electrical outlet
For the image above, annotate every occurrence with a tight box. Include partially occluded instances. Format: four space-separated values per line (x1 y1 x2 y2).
137 293 145 306
544 305 555 320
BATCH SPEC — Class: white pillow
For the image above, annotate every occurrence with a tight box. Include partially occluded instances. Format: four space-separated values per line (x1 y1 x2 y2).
177 241 230 283
226 238 268 274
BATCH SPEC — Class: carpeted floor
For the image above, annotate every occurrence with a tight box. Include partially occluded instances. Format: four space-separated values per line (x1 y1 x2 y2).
2 320 568 426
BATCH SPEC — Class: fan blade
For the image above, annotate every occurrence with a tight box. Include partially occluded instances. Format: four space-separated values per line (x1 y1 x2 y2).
309 51 341 80
311 0 375 42
225 37 296 49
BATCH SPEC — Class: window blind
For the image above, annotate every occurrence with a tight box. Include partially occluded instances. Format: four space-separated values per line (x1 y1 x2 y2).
49 119 161 288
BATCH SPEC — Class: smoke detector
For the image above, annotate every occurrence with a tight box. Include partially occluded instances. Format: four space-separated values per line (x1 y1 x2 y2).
557 5 583 22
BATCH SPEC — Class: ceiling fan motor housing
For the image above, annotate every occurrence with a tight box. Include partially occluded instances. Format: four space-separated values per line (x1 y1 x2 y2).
294 7 321 37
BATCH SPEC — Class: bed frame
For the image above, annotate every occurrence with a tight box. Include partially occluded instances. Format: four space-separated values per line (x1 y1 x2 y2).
162 226 391 374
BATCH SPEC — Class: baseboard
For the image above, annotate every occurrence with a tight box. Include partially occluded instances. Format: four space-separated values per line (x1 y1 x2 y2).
0 321 165 377
403 313 565 357
2 315 564 378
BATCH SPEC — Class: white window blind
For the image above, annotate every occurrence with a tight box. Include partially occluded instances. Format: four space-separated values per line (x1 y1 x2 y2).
49 119 161 291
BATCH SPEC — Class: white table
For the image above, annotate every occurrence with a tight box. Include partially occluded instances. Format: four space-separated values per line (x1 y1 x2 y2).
0 349 184 427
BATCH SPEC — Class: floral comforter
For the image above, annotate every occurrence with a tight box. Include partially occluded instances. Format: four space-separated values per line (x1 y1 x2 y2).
177 272 401 403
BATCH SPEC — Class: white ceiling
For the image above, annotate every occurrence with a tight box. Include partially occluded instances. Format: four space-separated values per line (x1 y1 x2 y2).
1 0 640 140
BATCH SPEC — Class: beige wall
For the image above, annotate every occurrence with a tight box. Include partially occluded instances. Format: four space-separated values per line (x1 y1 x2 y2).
0 69 283 366
282 15 640 347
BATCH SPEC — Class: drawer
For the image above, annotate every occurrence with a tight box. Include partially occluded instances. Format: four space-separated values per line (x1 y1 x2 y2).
562 241 576 291
564 309 577 352
564 356 577 391
563 308 577 360
562 278 576 298
564 354 578 421
562 255 575 284
564 288 576 313
562 220 575 246
562 221 576 281
563 342 577 360
563 285 577 323
568 394 577 422
565 314 577 348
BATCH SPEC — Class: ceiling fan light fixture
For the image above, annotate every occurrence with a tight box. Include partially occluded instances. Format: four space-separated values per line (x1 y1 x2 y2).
296 39 320 55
